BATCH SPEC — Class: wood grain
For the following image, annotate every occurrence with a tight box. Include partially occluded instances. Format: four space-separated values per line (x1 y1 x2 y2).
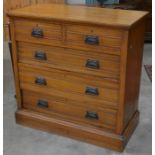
19 64 119 108
116 30 129 134
10 19 22 109
64 24 123 51
22 90 117 130
13 18 123 55
116 19 146 134
16 109 139 152
14 19 62 45
4 0 65 40
123 19 146 128
7 4 148 29
17 42 120 78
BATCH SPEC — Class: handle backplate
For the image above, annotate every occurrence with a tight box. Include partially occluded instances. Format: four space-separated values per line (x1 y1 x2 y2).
35 51 47 60
85 87 99 96
86 59 100 69
85 111 99 120
35 77 47 86
37 100 48 108
31 28 44 38
85 35 99 45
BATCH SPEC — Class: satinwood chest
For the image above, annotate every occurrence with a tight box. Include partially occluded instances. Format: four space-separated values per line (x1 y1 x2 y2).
8 4 148 152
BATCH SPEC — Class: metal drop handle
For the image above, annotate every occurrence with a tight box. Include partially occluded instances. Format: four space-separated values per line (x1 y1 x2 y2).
85 35 99 45
35 77 47 86
31 28 44 38
86 59 100 69
85 87 99 96
35 51 47 60
85 111 99 120
37 100 48 108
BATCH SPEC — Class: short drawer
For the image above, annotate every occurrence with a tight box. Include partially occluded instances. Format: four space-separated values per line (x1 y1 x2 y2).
22 90 117 131
65 25 123 55
17 42 120 79
19 64 119 108
14 19 62 45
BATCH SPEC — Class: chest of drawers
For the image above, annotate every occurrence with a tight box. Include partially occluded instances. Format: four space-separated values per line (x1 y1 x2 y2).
8 4 148 152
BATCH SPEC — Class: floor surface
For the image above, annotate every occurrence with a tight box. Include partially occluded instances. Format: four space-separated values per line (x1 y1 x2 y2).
3 42 152 155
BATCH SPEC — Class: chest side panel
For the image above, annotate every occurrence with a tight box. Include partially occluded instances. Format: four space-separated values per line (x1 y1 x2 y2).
123 20 146 128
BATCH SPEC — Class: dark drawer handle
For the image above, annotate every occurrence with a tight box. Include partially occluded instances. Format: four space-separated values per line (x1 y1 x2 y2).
37 100 48 108
31 28 44 38
86 59 100 69
85 87 99 96
35 51 47 60
85 36 99 45
35 77 47 86
85 111 99 120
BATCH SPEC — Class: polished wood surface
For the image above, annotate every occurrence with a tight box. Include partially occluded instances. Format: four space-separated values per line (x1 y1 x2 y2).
8 4 148 29
18 42 120 78
19 65 119 104
14 19 62 44
8 4 148 152
89 0 151 41
4 0 64 40
16 109 139 152
65 25 122 49
19 63 119 109
14 18 122 55
123 19 146 127
10 18 22 109
22 90 117 130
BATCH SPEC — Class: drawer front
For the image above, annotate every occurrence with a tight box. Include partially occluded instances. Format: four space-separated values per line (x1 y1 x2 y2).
14 19 62 45
22 90 117 130
18 42 120 79
65 25 123 55
19 64 119 108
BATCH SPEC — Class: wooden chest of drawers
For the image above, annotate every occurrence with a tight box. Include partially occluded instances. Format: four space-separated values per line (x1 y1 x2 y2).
8 4 148 152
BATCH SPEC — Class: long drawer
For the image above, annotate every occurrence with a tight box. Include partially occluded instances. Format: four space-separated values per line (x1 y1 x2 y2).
14 19 62 45
22 90 117 131
19 64 119 108
17 42 120 79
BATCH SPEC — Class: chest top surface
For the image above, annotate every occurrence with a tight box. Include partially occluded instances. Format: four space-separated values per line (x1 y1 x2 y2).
8 4 148 29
